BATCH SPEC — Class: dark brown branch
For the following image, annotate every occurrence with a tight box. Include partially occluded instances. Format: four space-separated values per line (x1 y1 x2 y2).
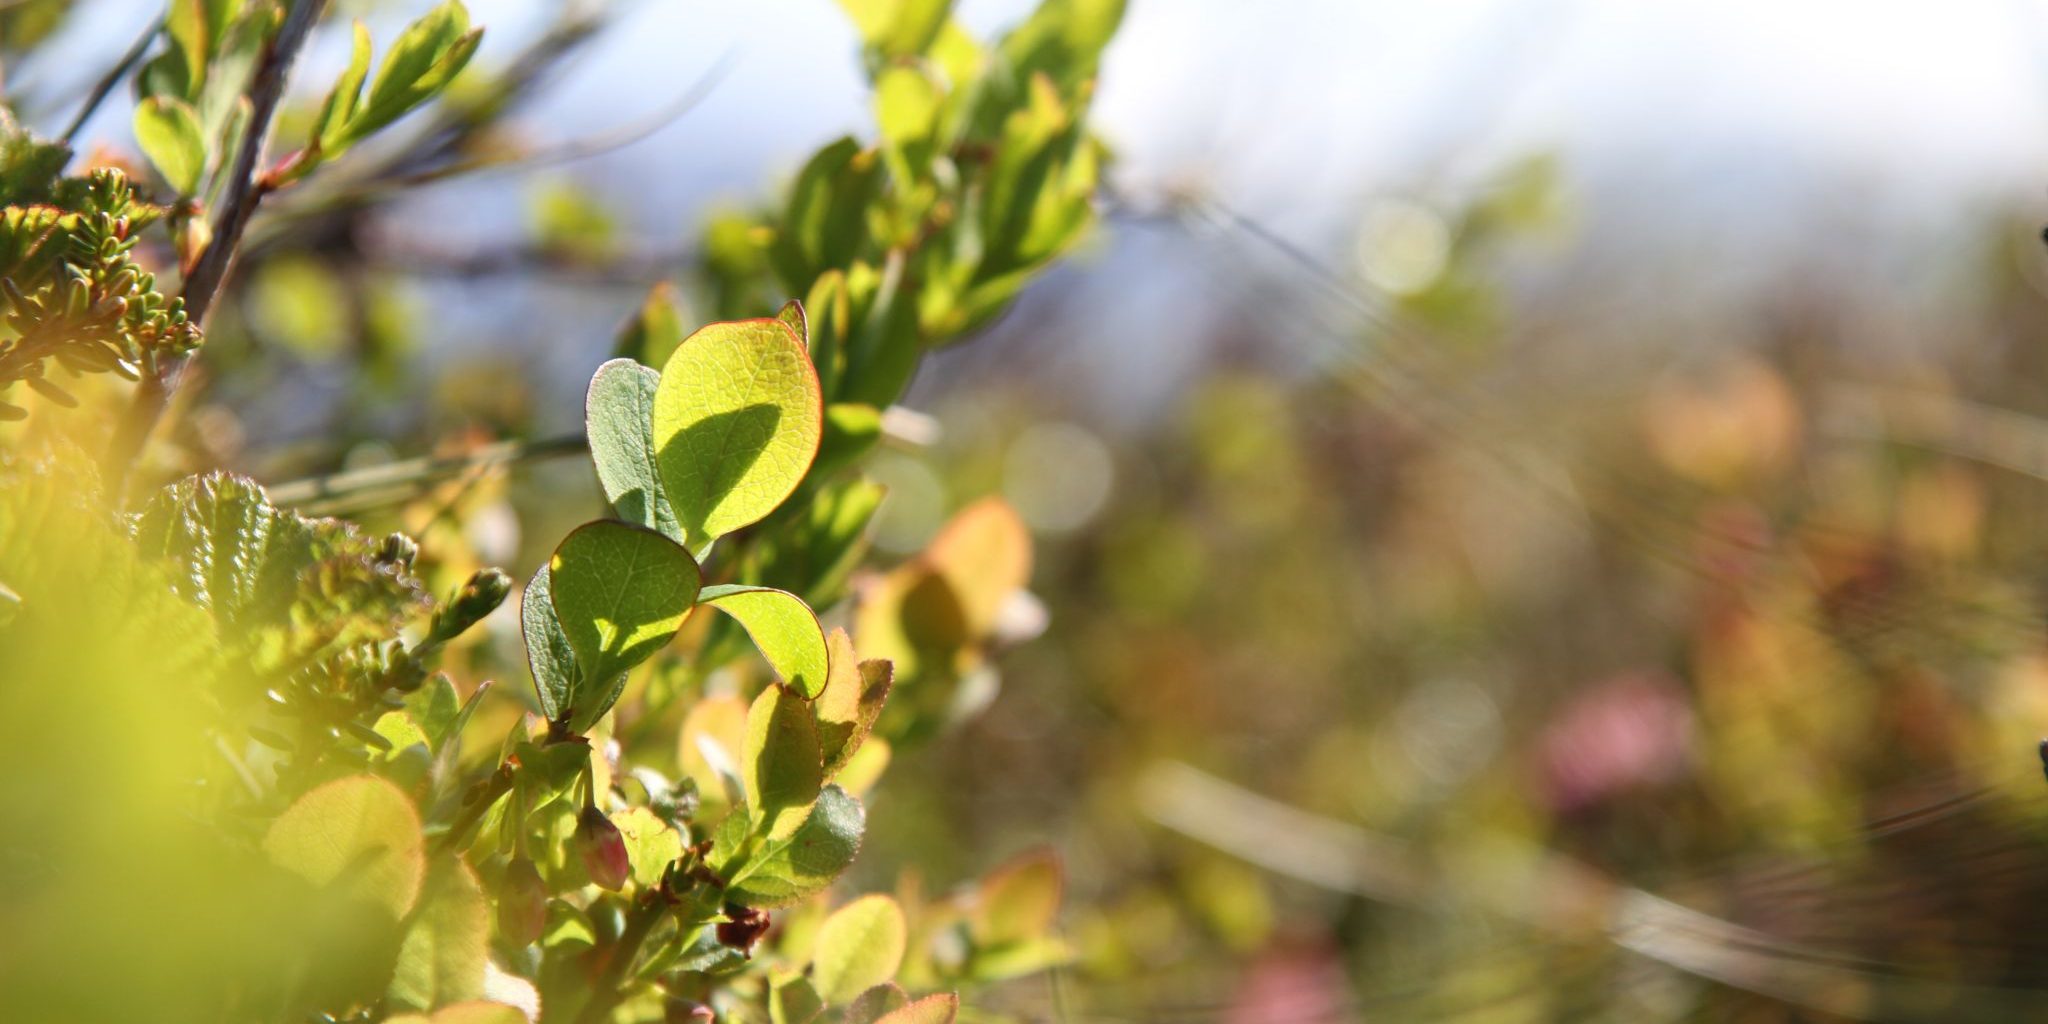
103 0 331 496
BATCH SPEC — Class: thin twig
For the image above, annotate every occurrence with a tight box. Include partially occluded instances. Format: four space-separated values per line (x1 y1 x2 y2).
60 19 159 145
267 433 589 510
103 0 331 494
266 407 939 514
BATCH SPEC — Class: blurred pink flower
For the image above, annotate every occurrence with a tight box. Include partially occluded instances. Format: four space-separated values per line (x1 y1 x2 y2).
1538 672 1693 814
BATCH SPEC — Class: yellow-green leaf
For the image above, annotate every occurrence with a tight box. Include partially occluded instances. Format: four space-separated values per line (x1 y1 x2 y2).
745 683 823 837
134 96 206 195
262 775 426 920
815 628 892 777
388 858 490 1011
701 583 830 698
611 805 684 888
653 318 823 549
812 895 907 1003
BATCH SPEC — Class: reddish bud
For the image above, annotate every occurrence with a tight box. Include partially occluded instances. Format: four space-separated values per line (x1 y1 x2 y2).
666 1000 716 1023
497 856 549 946
577 806 631 891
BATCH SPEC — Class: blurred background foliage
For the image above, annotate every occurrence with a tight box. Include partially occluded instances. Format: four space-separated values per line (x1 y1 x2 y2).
11 0 2048 1020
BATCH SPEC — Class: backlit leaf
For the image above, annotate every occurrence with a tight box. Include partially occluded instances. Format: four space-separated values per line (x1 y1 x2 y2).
815 629 892 778
701 583 830 697
548 521 700 728
812 895 907 1003
653 318 824 549
874 992 958 1024
262 775 426 920
745 684 824 836
610 805 684 889
133 96 206 195
388 858 490 1011
923 497 1032 636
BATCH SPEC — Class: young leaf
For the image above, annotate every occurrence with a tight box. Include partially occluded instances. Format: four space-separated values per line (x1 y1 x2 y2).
700 583 830 697
520 565 578 724
744 684 824 836
843 984 911 1024
388 858 490 1011
547 521 701 728
815 629 892 778
586 358 681 541
812 895 908 1003
720 785 865 908
970 847 1063 946
653 317 824 549
262 775 426 920
874 993 958 1024
134 96 206 195
313 21 374 152
331 0 481 151
610 805 684 889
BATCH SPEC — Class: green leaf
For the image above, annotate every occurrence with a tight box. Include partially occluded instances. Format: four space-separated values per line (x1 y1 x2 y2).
838 0 951 57
547 521 700 728
336 0 480 149
653 317 824 549
262 775 426 920
720 785 865 908
812 403 884 482
700 583 830 698
970 848 1062 946
314 20 374 152
744 476 885 610
388 858 490 1011
134 472 429 676
874 993 958 1024
744 683 823 836
586 358 681 541
520 565 579 724
769 972 825 1024
134 96 206 197
610 805 684 889
812 895 907 1003
815 629 892 779
875 64 943 148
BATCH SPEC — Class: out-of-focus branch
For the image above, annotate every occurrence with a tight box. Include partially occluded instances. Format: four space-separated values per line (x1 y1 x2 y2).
60 18 158 145
104 0 331 492
267 407 940 514
1138 760 2048 1020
